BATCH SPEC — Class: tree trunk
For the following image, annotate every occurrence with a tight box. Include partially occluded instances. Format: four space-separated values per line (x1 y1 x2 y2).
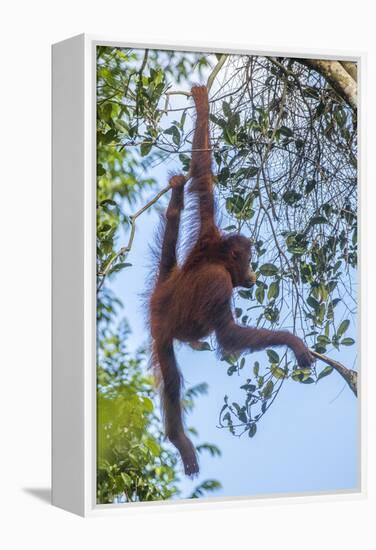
299 59 357 111
339 61 357 82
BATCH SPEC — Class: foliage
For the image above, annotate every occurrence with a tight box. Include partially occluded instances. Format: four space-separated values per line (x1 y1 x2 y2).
96 48 357 447
97 312 221 503
97 318 178 503
96 47 210 284
211 56 357 433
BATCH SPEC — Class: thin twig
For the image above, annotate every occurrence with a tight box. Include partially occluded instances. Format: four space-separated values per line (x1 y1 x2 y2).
117 140 212 154
165 90 192 98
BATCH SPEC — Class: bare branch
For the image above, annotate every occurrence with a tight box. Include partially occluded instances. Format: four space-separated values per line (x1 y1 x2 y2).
160 54 228 105
97 183 174 291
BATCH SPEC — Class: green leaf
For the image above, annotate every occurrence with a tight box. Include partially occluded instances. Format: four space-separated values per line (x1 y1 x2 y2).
271 365 286 379
255 286 265 304
263 380 274 399
238 410 248 423
109 262 132 274
97 163 106 176
210 114 226 128
101 240 114 255
244 166 259 178
303 86 320 99
102 102 113 121
98 223 112 234
143 397 154 413
222 101 232 118
190 341 211 351
223 126 235 145
103 128 117 144
121 472 132 487
317 335 331 345
267 281 280 300
307 296 320 312
219 403 228 417
279 125 293 137
317 366 334 381
100 199 117 207
300 377 315 384
314 344 328 354
292 368 312 382
145 438 160 457
164 125 180 145
196 443 221 457
334 107 346 127
226 194 244 214
282 190 302 205
248 423 257 438
253 361 260 377
316 101 325 116
114 119 129 133
180 110 187 128
267 349 280 363
259 263 279 277
305 179 316 194
309 215 328 226
337 320 350 337
240 383 256 392
140 141 153 156
179 153 190 171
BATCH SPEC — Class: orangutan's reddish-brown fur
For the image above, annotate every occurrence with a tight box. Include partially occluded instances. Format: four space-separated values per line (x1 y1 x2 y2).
149 85 313 476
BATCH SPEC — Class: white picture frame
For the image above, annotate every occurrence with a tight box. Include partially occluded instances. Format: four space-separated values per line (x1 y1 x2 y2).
52 34 366 517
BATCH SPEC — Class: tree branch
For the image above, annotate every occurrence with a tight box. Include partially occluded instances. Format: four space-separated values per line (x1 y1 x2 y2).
311 350 358 396
161 54 228 106
96 163 195 292
207 54 228 91
298 58 357 111
339 61 357 83
97 183 173 292
165 90 192 98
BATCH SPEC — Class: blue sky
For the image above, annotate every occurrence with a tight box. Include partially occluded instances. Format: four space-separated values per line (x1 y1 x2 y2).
108 178 359 500
99 49 359 500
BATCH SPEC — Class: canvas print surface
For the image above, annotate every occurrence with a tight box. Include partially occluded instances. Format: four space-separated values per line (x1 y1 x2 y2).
96 46 358 504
